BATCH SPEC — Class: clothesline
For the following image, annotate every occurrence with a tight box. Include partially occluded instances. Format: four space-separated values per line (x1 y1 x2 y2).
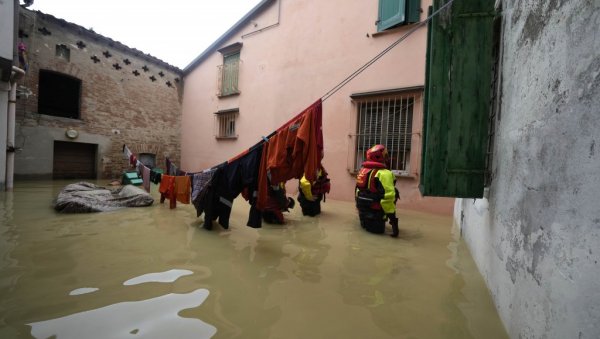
122 99 324 230
120 1 455 230
123 144 153 193
123 145 192 210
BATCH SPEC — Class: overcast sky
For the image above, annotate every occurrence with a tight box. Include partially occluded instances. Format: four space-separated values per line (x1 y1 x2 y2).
28 0 263 69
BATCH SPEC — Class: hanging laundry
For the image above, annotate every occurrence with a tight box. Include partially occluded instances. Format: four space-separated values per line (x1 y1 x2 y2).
130 154 137 167
190 141 264 229
194 166 224 229
191 168 218 218
160 99 324 230
219 142 263 228
159 174 177 209
257 100 323 211
150 169 162 184
204 162 239 230
235 143 264 228
123 145 133 159
142 166 151 193
174 175 191 204
18 42 29 72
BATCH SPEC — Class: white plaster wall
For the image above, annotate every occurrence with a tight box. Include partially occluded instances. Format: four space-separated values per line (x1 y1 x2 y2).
0 0 14 190
457 1 600 338
0 89 8 189
15 126 111 178
0 0 14 61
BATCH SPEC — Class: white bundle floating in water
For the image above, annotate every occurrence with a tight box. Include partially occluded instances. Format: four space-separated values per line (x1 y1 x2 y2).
54 182 154 213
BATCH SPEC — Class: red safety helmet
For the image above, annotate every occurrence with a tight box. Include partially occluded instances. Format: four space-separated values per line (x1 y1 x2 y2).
366 144 389 165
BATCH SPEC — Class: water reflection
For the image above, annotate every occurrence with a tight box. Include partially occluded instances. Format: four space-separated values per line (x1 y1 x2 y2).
29 289 216 339
124 269 193 286
0 181 508 339
68 287 99 296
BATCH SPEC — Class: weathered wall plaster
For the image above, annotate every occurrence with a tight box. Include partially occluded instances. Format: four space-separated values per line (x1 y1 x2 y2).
456 0 600 337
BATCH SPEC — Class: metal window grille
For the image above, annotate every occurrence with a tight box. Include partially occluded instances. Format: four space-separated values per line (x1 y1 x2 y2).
215 111 238 138
353 95 415 173
217 52 240 96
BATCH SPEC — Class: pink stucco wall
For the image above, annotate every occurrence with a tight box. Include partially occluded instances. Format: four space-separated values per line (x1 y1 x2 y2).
181 0 453 214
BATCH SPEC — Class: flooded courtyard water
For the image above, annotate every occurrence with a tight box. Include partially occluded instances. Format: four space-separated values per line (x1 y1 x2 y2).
0 181 508 338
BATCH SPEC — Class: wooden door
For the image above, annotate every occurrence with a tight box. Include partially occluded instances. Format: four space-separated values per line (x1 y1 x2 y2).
53 141 97 179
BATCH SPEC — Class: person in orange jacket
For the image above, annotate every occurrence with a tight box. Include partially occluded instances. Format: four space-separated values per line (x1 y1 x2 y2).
355 144 399 237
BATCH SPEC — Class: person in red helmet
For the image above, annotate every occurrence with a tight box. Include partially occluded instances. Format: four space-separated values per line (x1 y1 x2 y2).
355 144 399 237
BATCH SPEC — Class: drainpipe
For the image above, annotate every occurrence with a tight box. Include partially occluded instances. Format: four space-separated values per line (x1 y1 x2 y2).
6 66 25 191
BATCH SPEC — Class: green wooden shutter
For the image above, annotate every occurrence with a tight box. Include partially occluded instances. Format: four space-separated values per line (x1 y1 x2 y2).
420 0 497 198
378 0 406 31
406 0 421 23
222 52 240 95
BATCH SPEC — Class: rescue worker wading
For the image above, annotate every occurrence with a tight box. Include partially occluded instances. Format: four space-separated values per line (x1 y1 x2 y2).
297 167 330 216
355 144 399 237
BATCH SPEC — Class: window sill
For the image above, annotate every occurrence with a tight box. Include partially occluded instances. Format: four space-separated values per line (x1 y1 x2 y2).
394 172 417 180
371 22 418 38
216 136 238 140
217 91 240 98
348 169 417 179
38 113 83 123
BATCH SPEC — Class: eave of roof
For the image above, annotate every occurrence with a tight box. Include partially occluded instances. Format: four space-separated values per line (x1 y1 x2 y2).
182 0 274 76
24 6 183 74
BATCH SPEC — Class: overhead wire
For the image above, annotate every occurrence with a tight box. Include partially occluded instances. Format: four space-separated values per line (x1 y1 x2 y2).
321 0 455 102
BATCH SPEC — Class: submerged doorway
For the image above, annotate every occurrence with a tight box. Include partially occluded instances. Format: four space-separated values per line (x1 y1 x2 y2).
53 141 97 179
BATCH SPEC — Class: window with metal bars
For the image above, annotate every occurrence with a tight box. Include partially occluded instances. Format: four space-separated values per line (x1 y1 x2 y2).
214 109 238 139
352 94 415 174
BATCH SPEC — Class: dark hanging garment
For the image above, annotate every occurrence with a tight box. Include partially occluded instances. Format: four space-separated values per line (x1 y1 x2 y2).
150 170 162 184
237 143 264 228
195 164 225 229
209 152 251 229
199 142 265 229
166 158 172 174
191 169 217 217
245 189 263 228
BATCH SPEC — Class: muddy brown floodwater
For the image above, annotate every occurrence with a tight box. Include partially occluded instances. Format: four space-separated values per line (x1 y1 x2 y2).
0 180 508 338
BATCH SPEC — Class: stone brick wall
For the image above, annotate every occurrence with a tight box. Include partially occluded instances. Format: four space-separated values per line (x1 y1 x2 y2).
15 8 182 179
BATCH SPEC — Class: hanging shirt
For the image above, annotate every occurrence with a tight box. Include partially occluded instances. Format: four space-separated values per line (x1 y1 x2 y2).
159 174 177 209
257 100 323 211
174 175 191 204
191 169 217 217
150 170 162 184
142 166 151 193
